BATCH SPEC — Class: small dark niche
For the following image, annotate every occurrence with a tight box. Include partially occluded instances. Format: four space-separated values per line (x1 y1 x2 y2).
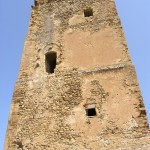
13 141 23 148
35 63 40 69
84 8 93 17
86 108 97 117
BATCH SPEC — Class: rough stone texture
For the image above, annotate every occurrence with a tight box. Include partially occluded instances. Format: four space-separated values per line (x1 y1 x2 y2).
5 0 150 149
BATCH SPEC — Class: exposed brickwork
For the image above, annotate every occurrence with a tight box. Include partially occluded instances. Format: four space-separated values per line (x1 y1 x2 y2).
5 0 149 149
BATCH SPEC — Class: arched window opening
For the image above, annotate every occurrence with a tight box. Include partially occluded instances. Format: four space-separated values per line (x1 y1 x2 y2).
84 8 93 17
45 52 57 74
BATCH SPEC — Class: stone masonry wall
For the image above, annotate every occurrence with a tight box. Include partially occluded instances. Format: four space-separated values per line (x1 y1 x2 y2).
5 0 150 149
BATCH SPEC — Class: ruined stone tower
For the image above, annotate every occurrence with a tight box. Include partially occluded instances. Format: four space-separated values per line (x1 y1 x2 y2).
5 0 150 149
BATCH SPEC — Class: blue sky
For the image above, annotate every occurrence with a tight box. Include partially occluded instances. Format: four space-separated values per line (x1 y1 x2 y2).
0 0 150 149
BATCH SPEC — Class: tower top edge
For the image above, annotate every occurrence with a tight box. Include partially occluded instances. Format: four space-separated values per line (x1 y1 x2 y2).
34 0 114 5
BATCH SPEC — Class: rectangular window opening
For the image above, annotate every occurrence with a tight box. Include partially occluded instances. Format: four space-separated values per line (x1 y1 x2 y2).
84 8 93 17
45 52 57 74
86 108 96 117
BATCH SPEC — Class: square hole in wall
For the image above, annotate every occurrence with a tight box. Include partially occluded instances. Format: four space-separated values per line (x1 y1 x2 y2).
86 108 96 116
84 8 93 17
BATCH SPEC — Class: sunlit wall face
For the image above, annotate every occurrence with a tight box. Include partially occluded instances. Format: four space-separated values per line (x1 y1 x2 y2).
0 0 150 149
115 0 150 124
